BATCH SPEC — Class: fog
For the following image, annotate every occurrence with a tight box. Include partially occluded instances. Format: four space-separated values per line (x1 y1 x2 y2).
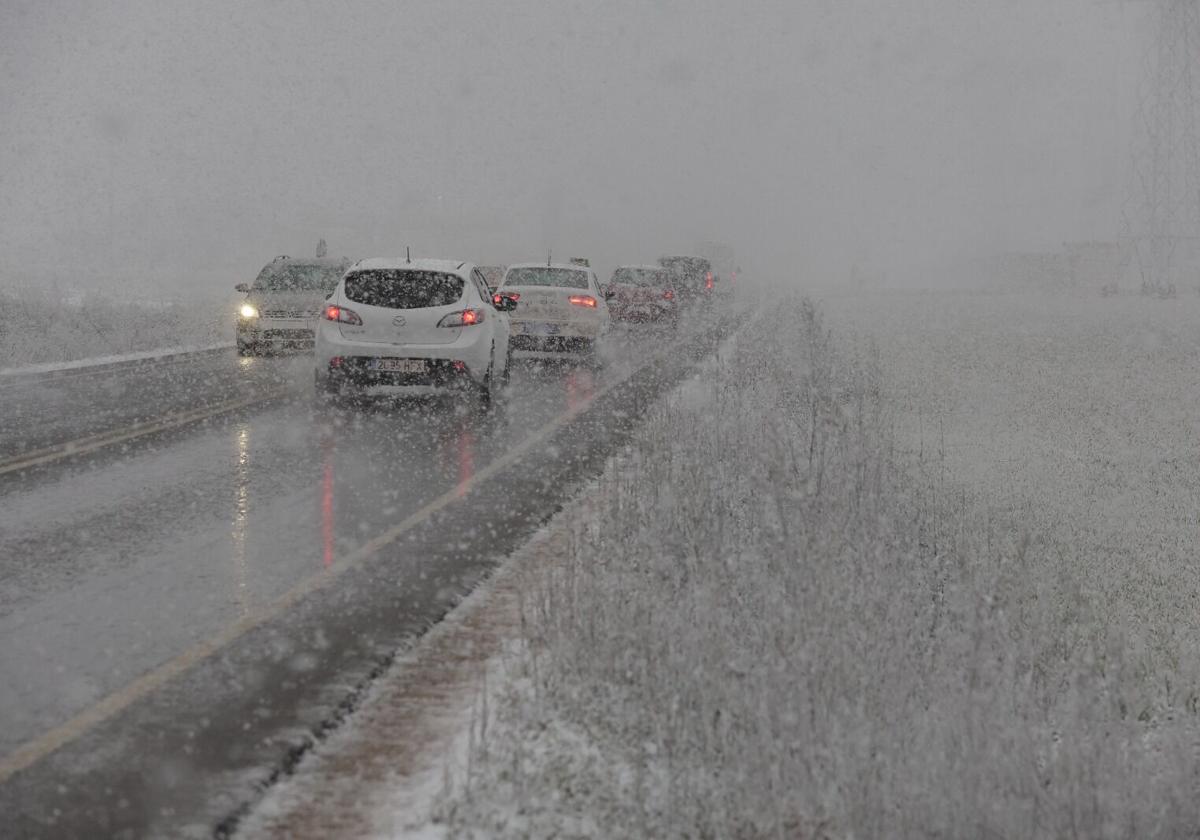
1 0 1148 288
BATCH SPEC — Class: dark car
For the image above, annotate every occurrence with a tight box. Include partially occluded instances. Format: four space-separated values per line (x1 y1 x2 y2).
658 255 715 305
607 265 679 324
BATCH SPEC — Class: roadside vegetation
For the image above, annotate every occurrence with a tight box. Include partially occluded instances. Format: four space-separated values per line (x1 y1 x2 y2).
0 283 229 368
435 293 1200 838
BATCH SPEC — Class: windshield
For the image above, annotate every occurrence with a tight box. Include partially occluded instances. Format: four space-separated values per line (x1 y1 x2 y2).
502 267 589 289
253 263 343 293
343 269 464 309
611 268 668 287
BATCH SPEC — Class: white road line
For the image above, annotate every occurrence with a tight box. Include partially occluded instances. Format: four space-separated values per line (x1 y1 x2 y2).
0 388 290 477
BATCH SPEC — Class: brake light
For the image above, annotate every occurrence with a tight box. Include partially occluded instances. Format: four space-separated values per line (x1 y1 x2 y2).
663 289 675 301
568 295 597 308
705 272 714 290
324 304 363 325
438 308 486 328
493 292 519 306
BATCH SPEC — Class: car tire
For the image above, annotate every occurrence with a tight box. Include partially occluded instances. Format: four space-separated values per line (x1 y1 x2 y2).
475 360 496 410
499 346 512 388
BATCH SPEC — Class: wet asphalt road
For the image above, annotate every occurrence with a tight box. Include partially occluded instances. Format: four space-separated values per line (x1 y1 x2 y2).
0 312 740 839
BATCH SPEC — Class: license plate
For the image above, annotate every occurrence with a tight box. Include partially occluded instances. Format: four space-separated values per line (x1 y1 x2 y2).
370 358 427 373
519 322 560 336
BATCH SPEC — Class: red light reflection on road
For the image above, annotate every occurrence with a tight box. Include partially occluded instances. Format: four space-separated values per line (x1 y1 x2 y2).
320 434 335 568
565 368 596 413
456 424 476 498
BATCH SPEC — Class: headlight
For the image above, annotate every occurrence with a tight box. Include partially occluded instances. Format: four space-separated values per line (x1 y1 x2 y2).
239 303 259 319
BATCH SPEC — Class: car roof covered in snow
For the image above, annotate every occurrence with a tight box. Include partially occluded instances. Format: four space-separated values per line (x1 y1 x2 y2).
346 258 473 277
257 256 351 274
505 262 592 273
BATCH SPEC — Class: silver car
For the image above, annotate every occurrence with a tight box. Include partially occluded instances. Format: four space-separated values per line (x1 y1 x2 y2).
236 256 351 355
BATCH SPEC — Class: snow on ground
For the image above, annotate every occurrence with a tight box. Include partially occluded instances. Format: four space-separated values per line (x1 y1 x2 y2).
0 283 232 367
235 517 596 839
420 290 1200 838
0 343 232 376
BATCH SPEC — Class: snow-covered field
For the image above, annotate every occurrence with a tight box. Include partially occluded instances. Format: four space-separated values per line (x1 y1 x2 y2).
0 283 232 367
426 291 1200 838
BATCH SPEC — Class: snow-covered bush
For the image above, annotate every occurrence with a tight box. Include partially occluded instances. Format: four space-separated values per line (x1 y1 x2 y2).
439 295 1200 838
0 283 230 367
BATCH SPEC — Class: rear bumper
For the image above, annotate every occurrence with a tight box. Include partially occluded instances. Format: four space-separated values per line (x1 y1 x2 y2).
315 323 492 385
509 335 595 355
237 320 316 347
322 357 479 389
611 303 676 322
508 318 603 339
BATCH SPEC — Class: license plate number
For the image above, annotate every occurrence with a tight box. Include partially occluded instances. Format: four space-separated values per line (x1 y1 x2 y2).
370 358 427 373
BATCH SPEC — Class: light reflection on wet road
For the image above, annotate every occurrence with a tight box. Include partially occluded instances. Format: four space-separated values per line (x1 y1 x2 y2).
0 335 619 756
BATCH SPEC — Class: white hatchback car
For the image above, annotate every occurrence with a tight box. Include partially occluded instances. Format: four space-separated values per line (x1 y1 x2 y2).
314 258 515 402
496 263 612 362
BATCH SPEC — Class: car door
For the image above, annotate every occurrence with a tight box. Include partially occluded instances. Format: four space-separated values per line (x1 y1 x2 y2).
473 268 510 368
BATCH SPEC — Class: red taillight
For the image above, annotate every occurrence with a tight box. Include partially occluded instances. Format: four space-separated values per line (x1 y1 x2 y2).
329 356 344 368
324 304 363 325
568 295 597 308
705 272 714 290
493 292 519 306
663 289 675 301
437 309 486 328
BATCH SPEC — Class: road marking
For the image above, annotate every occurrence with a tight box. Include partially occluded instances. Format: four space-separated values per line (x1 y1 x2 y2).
0 389 290 477
0 318 739 784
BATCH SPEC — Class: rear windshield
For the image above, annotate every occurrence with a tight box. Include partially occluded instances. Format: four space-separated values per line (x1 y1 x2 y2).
611 268 668 287
254 263 344 292
343 270 464 309
659 256 711 286
503 267 589 289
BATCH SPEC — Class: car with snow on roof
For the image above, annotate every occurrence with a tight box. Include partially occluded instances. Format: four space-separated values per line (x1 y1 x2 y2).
314 258 514 405
494 262 612 363
606 264 678 325
235 255 352 355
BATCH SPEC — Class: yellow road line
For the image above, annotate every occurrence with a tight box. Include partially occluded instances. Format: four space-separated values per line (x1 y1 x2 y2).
0 388 290 477
0 355 643 784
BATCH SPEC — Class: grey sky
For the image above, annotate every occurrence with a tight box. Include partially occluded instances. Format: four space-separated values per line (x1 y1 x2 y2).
0 0 1148 288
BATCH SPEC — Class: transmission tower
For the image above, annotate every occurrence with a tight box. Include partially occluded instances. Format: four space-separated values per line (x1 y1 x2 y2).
1125 0 1200 294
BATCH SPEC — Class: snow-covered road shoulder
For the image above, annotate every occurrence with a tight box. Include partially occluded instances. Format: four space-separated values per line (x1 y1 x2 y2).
233 499 592 839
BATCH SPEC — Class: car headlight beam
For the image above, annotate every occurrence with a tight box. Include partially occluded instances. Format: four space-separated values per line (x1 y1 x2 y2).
239 303 259 319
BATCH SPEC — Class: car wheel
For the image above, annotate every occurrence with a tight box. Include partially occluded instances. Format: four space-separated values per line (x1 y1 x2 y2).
475 360 496 410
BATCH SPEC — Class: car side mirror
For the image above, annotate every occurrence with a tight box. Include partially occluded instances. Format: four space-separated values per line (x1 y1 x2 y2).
603 285 615 301
235 283 250 293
